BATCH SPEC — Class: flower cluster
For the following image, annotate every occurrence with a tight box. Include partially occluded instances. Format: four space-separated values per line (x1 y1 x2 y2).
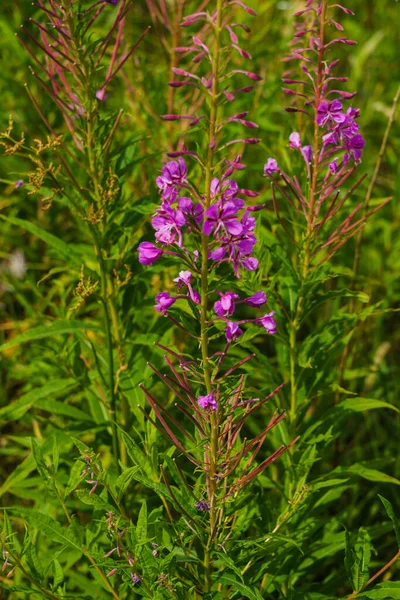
261 1 380 261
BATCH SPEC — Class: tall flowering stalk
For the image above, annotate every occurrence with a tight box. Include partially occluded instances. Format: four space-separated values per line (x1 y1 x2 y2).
138 0 297 593
263 0 389 421
7 1 148 463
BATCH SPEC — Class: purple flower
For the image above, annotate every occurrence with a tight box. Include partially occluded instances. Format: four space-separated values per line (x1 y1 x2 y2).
316 99 346 127
195 499 210 511
329 158 339 173
155 292 177 313
264 158 279 175
214 292 239 317
226 321 243 341
178 197 203 224
301 145 312 164
96 88 108 102
138 242 163 265
197 391 218 411
210 178 239 202
258 311 277 334
174 271 201 304
15 179 24 189
343 133 365 163
203 200 244 236
156 158 187 201
152 205 186 245
244 291 266 307
174 270 192 286
130 573 140 585
289 132 302 149
104 0 119 4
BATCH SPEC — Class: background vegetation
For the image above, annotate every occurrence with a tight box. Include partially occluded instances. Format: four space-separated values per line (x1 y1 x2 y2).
0 1 399 598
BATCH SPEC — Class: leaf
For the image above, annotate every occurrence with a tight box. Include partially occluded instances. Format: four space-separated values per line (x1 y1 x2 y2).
345 527 372 592
0 320 101 352
9 508 81 551
35 398 92 422
0 454 36 497
379 496 400 548
348 464 400 487
52 559 64 589
136 500 148 544
0 378 78 421
0 215 85 265
116 466 140 500
75 489 113 510
217 574 264 600
65 459 85 497
31 438 51 483
357 581 400 599
337 398 399 413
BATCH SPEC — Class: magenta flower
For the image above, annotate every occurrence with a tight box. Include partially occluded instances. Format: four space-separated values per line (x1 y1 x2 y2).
130 573 140 585
156 158 187 201
155 292 177 313
203 200 244 236
343 133 365 163
138 242 163 265
316 99 346 127
152 205 186 246
210 177 239 202
197 391 218 411
195 499 210 511
264 158 279 175
174 271 201 304
258 311 277 334
244 291 266 307
214 292 239 317
226 321 242 341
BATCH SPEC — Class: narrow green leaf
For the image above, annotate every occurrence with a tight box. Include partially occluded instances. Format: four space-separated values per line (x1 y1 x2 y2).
0 320 101 352
31 438 51 483
116 466 140 500
337 398 399 413
0 378 78 421
217 574 264 600
357 581 400 599
0 215 84 265
9 508 81 551
35 398 92 422
379 495 400 548
136 500 148 544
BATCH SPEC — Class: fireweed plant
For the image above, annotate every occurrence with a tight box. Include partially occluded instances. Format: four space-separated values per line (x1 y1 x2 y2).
1 0 400 599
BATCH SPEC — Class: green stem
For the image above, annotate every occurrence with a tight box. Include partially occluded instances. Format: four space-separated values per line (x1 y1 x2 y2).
201 0 223 592
289 2 326 422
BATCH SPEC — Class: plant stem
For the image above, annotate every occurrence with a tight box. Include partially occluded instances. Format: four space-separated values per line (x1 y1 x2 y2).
288 2 326 422
345 549 400 600
200 0 223 592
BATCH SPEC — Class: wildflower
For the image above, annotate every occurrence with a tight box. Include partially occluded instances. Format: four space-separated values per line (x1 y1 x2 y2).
316 99 346 127
96 88 108 102
264 158 279 175
130 572 140 584
195 499 210 511
152 204 186 246
138 242 163 265
244 291 266 307
203 200 244 236
197 391 218 411
155 292 177 313
226 321 243 341
156 158 187 201
151 543 159 557
107 568 117 577
14 179 24 189
174 271 201 304
258 311 277 334
214 292 239 317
